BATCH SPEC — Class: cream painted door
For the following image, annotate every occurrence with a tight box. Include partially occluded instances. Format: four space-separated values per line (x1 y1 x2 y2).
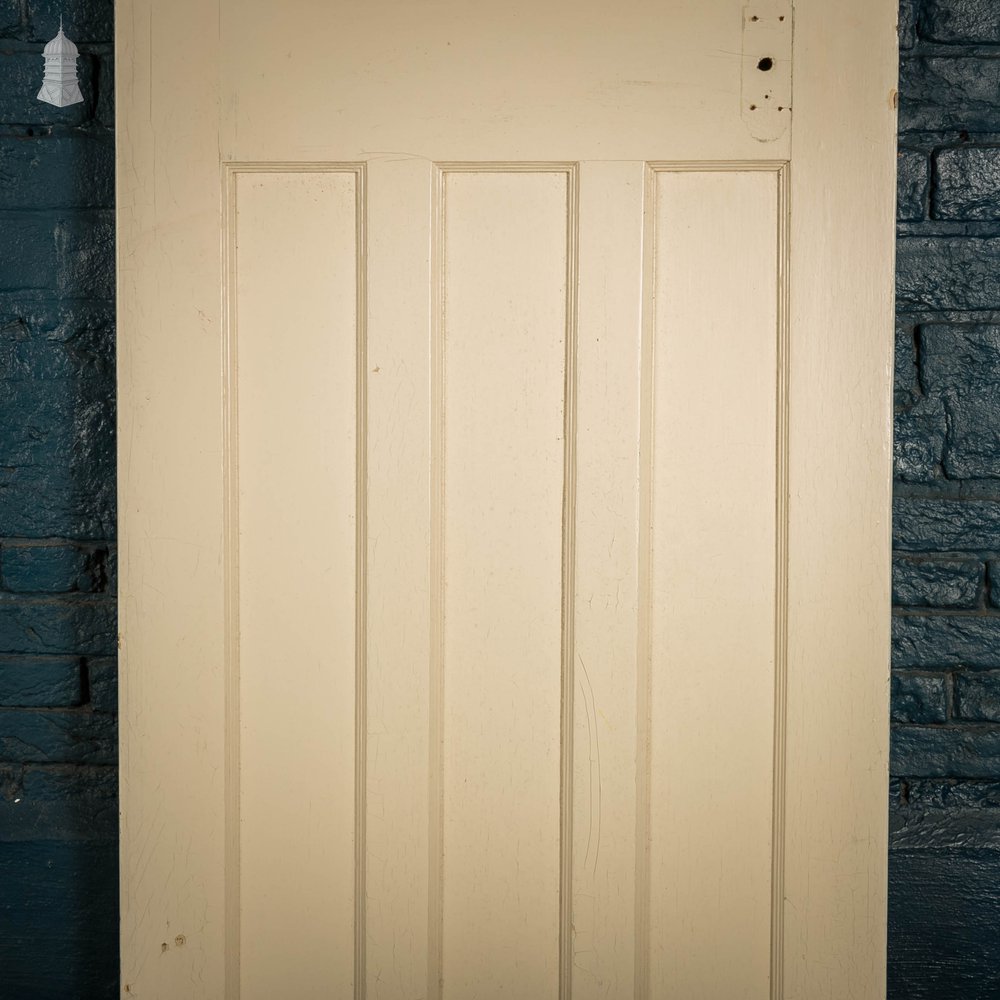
116 2 897 998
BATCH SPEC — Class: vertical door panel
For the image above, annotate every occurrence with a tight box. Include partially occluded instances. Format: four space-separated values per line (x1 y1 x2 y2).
234 169 361 998
438 169 571 997
647 169 780 998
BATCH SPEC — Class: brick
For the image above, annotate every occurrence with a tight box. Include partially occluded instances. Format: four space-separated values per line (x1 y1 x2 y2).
894 398 946 482
0 308 115 539
0 656 82 706
0 210 114 298
988 561 1000 607
895 325 920 410
893 558 982 608
933 146 1000 221
95 52 112 129
0 1 117 983
0 841 119 997
0 302 115 381
0 133 114 210
955 672 1000 721
0 456 115 542
899 57 1000 133
897 238 1000 311
898 149 928 221
893 614 1000 668
905 778 1000 810
921 0 1000 44
889 850 1000 999
85 657 114 713
894 499 1000 553
891 724 1000 777
1 542 110 593
0 764 116 842
892 672 950 723
898 0 919 50
103 545 115 595
0 1 26 38
920 325 1000 478
27 0 113 43
0 51 95 126
0 596 116 656
0 708 115 764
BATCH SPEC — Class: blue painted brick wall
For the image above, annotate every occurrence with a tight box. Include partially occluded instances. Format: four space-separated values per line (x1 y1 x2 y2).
892 1 1000 995
0 1 117 998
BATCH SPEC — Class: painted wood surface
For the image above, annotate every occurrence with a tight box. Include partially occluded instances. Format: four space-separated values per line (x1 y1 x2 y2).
117 1 898 997
233 168 361 999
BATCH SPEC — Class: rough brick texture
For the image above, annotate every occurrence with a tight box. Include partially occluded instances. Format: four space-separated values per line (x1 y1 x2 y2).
891 672 950 722
1 541 112 593
954 673 1000 721
898 148 930 220
921 0 1000 43
934 146 1000 219
899 57 1000 132
892 557 982 607
920 325 1000 478
897 237 1000 309
893 615 1000 668
892 3 1000 995
0 1 117 996
894 498 1000 551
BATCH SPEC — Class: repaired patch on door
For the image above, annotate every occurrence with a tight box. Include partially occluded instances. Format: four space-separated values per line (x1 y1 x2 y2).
742 2 792 141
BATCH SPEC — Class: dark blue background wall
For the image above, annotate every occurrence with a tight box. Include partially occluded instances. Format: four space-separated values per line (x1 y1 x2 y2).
891 1 1000 996
1 1 998 997
0 2 117 998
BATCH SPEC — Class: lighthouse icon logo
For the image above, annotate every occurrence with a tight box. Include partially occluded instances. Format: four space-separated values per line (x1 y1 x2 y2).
37 19 84 108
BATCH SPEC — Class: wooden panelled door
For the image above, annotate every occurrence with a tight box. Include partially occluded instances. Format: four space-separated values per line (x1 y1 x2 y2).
117 1 898 998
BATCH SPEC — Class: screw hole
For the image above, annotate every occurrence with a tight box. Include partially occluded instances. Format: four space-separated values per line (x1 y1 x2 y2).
750 104 757 111
757 57 774 71
779 15 785 21
751 14 759 21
